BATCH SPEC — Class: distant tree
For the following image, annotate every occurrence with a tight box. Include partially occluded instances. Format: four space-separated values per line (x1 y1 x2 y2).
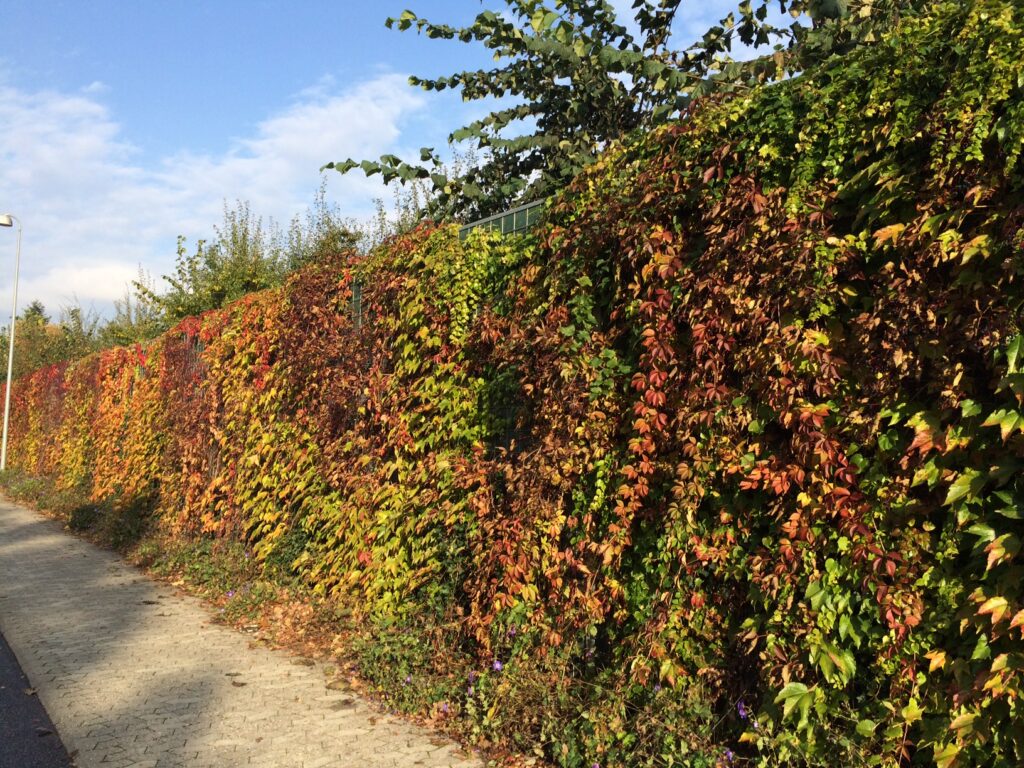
99 271 165 348
146 202 281 322
9 301 58 378
53 305 101 362
0 301 101 380
283 180 363 269
135 187 363 330
362 148 481 248
326 0 923 220
0 186 368 376
20 300 49 325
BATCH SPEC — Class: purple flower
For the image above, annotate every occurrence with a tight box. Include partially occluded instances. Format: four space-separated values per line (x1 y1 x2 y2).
653 683 662 693
507 626 517 637
467 685 475 696
753 718 760 731
404 675 412 685
724 749 735 763
441 702 449 714
737 700 749 720
492 659 504 672
468 671 478 684
226 590 235 598
591 763 600 768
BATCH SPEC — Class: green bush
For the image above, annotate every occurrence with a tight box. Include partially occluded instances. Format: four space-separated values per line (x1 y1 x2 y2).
5 3 1024 765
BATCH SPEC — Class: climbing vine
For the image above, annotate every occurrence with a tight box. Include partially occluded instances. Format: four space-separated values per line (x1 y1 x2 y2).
4 3 1024 766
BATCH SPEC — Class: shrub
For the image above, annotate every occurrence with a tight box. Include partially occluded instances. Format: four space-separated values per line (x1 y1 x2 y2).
5 3 1024 765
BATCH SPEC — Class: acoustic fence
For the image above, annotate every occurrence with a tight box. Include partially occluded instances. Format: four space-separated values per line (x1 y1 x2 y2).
5 4 1024 764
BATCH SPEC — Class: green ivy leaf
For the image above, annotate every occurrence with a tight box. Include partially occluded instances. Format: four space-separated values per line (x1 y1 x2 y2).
1007 334 1022 374
933 743 959 768
855 719 877 737
900 698 922 724
774 682 810 719
945 469 985 506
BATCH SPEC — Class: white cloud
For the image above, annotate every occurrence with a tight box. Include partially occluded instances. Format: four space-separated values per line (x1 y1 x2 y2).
18 262 141 311
0 71 429 316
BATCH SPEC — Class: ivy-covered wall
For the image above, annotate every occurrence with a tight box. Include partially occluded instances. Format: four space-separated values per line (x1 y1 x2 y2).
6 2 1024 765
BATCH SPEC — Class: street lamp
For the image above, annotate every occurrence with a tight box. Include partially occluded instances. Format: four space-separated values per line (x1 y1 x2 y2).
0 214 22 472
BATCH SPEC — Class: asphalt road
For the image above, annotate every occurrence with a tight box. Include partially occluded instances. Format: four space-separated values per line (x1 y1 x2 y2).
0 630 72 767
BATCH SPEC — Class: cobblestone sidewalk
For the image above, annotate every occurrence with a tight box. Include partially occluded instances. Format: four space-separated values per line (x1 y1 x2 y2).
0 498 482 768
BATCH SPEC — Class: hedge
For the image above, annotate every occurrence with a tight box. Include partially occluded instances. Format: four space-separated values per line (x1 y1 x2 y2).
6 2 1024 765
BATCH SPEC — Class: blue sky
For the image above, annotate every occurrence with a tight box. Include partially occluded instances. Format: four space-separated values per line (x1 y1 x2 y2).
0 1 757 315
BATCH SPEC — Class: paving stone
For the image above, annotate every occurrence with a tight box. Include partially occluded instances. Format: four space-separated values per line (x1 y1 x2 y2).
0 499 482 768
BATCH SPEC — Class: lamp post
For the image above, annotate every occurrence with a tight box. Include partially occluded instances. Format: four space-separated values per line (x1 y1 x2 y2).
0 214 22 472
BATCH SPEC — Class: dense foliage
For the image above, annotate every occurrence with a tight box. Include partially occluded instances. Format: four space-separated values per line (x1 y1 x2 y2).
0 301 104 381
327 0 924 219
136 193 361 333
7 2 1024 765
0 191 365 377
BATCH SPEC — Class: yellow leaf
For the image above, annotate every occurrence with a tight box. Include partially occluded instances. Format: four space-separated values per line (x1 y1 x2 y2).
659 658 678 687
949 713 976 734
983 672 1005 693
978 596 1009 624
926 650 947 673
901 698 922 724
934 743 959 768
873 223 906 247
